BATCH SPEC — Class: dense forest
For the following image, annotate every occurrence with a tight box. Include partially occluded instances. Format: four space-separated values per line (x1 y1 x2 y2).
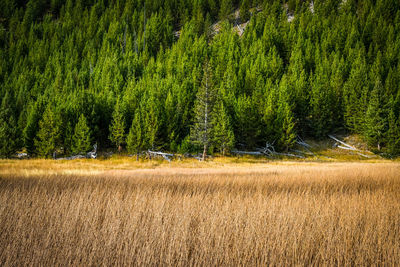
1 0 400 158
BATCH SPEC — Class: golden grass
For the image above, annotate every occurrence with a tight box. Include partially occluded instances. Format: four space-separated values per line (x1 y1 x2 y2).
1 160 400 265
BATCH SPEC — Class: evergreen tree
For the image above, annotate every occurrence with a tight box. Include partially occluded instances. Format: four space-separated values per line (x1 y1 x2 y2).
239 0 250 22
34 105 61 158
143 96 159 150
278 101 296 152
109 99 125 152
1 0 400 158
219 0 232 20
191 59 216 160
127 110 143 160
23 100 45 156
235 95 261 149
212 100 234 156
72 114 91 155
310 65 335 138
387 106 400 156
364 80 386 150
343 49 369 133
0 92 18 158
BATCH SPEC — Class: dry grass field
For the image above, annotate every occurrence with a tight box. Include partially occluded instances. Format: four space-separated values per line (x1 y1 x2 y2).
1 159 400 265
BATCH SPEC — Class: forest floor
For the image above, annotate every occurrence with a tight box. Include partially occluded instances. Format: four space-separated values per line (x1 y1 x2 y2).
0 159 400 265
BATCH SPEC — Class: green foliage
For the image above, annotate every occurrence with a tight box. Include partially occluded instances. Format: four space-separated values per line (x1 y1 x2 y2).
278 101 297 152
239 0 251 22
364 80 386 149
191 59 216 160
387 106 400 155
0 92 18 158
1 0 400 157
127 110 143 158
212 101 234 155
109 99 125 151
219 0 232 20
23 99 46 156
34 105 62 158
235 95 261 149
72 114 91 155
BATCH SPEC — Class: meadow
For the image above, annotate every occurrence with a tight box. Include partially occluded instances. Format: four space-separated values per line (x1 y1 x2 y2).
0 159 400 265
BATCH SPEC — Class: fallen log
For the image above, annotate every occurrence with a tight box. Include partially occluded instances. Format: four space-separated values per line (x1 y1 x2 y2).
148 150 174 161
274 152 305 159
296 136 312 148
356 152 373 158
56 155 86 160
328 135 358 151
231 150 263 156
292 149 314 156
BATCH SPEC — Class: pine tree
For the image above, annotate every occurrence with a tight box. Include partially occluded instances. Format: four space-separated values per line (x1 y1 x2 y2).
310 64 335 138
191 59 216 161
278 101 296 152
343 50 369 133
23 99 45 156
364 80 386 150
212 101 234 156
34 105 61 158
387 106 400 156
235 95 260 149
109 99 125 152
219 0 232 21
72 114 91 155
0 92 18 158
239 0 250 22
127 110 143 160
143 96 159 150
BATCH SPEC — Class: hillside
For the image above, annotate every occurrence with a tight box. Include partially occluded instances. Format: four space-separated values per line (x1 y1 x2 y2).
1 0 400 159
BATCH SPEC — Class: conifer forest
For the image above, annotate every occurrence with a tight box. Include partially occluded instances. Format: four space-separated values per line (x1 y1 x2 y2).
1 0 400 158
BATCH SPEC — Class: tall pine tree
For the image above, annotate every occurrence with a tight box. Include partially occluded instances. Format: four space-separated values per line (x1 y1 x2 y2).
34 105 62 158
72 114 91 155
127 110 144 160
0 92 18 158
212 100 234 156
109 99 125 152
364 80 386 150
191 59 216 160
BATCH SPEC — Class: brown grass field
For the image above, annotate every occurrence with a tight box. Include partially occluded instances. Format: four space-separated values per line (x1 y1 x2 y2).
0 159 400 265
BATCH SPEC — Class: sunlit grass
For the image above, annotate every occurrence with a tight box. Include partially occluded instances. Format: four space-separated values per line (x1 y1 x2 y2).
1 160 399 265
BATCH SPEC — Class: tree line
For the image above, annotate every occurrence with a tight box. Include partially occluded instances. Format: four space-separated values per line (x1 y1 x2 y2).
1 0 400 158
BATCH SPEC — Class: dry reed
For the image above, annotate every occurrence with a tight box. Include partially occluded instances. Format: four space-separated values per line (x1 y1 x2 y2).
0 161 399 265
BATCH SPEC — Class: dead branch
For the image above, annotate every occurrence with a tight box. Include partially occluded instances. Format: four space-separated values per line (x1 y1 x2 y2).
231 150 264 156
148 150 174 162
328 135 358 151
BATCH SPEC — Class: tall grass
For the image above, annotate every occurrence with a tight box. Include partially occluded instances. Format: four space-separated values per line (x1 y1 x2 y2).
1 162 399 265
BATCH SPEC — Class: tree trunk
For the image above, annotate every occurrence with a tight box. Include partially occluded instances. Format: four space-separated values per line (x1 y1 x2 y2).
136 152 139 161
202 144 207 161
118 145 122 153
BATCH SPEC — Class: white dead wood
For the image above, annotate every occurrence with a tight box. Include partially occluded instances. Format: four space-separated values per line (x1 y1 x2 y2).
233 141 305 159
296 136 312 148
337 145 355 150
274 152 305 159
148 150 174 161
232 150 263 156
329 135 376 158
310 0 314 14
292 149 314 156
356 152 373 158
328 135 358 151
16 152 28 159
55 144 97 160
56 155 86 160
